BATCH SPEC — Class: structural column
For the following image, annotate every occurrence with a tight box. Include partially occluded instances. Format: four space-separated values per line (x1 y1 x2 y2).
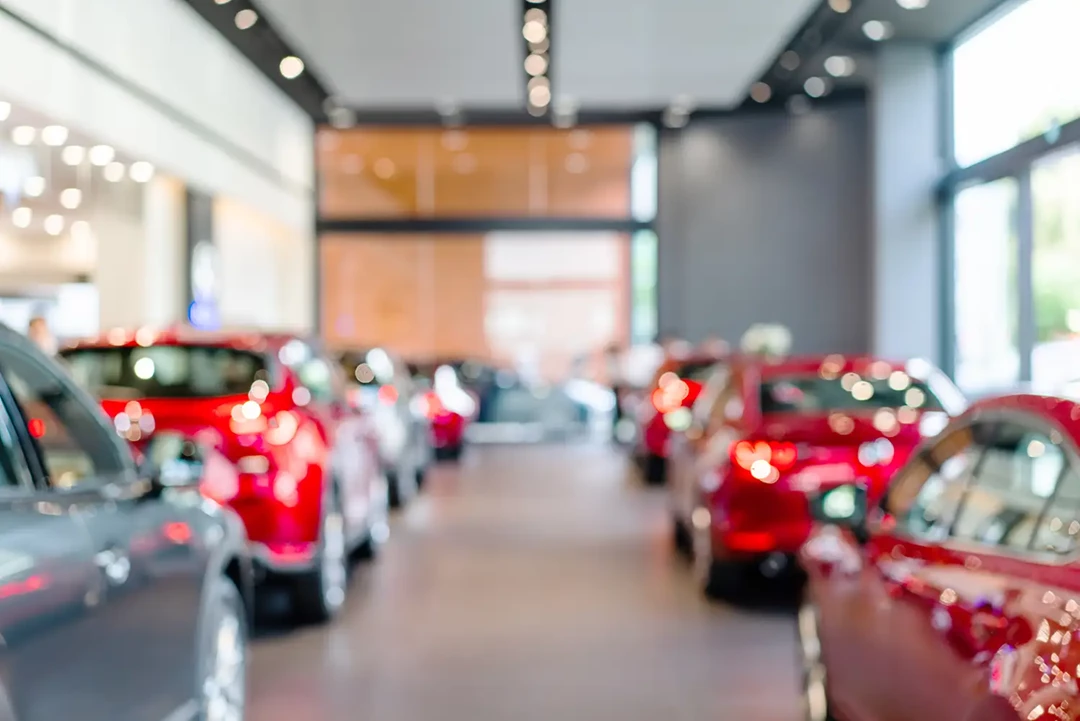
870 44 943 362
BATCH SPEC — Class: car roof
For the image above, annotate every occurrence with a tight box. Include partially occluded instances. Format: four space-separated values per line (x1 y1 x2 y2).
752 354 917 379
61 326 310 354
962 393 1080 441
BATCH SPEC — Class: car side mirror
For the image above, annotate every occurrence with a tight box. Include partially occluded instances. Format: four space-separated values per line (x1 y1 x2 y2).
809 484 870 545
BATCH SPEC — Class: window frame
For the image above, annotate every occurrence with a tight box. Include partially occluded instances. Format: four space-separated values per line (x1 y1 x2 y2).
882 407 1080 565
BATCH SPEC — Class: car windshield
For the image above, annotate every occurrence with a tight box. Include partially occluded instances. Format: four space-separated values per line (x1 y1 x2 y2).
760 375 943 414
61 345 269 399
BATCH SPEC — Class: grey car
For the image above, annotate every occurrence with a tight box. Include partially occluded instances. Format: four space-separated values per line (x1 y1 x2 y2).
0 324 253 721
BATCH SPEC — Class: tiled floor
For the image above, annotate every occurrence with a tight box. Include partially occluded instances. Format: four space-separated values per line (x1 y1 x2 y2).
249 444 802 721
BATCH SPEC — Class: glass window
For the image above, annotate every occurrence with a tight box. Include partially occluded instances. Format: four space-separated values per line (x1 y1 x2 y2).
888 425 987 541
630 230 658 346
951 425 1065 548
953 0 1080 167
0 347 126 488
1031 464 1080 554
61 346 269 400
759 376 942 415
953 179 1019 394
1031 145 1080 394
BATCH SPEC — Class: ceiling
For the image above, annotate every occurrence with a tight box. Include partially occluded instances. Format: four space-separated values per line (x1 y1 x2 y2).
255 0 820 111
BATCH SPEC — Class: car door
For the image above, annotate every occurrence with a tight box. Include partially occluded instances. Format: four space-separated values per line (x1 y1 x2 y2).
669 362 730 523
0 379 102 721
0 340 205 721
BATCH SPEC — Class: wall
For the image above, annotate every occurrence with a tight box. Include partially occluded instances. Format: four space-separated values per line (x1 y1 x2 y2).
0 0 314 233
656 103 871 355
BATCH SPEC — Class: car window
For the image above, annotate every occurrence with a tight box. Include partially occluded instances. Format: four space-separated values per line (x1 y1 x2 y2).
705 367 744 435
0 345 127 489
760 374 943 414
691 364 730 425
950 424 1065 550
0 395 34 491
1030 463 1080 555
280 340 336 404
887 423 991 541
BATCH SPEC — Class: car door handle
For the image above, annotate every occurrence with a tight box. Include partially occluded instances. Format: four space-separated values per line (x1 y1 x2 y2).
94 547 131 586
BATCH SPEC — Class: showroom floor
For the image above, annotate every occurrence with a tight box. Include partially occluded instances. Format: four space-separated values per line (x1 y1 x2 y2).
247 444 802 721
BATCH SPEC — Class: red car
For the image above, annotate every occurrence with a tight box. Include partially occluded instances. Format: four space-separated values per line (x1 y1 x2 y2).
61 328 388 623
667 354 965 599
633 353 725 485
407 361 477 461
800 394 1080 721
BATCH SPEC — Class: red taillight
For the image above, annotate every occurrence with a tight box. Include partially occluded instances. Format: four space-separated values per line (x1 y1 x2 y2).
730 440 798 483
27 418 45 438
652 375 690 414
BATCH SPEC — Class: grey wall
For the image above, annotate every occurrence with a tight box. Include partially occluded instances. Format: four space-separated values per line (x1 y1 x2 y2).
657 103 871 355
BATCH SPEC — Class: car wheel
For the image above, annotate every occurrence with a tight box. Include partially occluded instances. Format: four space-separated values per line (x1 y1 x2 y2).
671 515 693 557
291 491 348 624
353 473 389 562
435 444 463 462
642 453 667 486
692 518 741 601
798 597 835 721
197 577 247 721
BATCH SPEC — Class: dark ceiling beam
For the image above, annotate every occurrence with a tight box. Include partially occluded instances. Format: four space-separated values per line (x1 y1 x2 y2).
179 0 332 121
326 89 867 128
742 0 871 108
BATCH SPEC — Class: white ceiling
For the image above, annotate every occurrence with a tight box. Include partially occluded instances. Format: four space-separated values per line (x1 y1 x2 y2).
257 0 819 110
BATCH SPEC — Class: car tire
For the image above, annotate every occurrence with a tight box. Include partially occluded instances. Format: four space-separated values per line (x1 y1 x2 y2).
642 453 667 486
671 516 693 557
196 576 248 721
291 489 348 624
435 444 463 462
692 518 742 601
798 597 836 721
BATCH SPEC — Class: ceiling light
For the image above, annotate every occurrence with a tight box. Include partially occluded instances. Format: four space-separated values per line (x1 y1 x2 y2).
214 0 231 4
11 207 31 229
279 56 304 79
11 126 35 146
43 214 64 236
373 158 395 179
528 85 552 107
442 130 468 152
788 95 812 115
529 38 550 54
22 176 45 197
234 9 257 29
71 220 91 241
0 102 10 121
828 0 851 11
750 82 772 103
804 77 828 98
328 107 356 129
824 55 856 77
565 153 589 174
41 125 68 146
452 154 477 175
779 51 800 71
62 145 86 166
104 161 126 182
89 145 115 166
129 161 154 182
863 20 894 41
527 105 545 117
662 108 689 129
522 20 547 43
60 188 82 210
567 129 591 150
524 53 548 76
897 0 928 7
523 8 547 24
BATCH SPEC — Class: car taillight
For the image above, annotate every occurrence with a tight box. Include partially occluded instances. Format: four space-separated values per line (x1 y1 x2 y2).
730 440 798 484
652 375 690 414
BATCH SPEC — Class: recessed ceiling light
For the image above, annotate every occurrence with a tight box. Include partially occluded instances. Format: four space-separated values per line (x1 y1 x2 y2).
44 214 65 236
11 126 35 146
129 161 155 183
62 145 86 166
824 55 857 77
11 207 31 229
0 102 10 121
214 0 231 4
60 188 82 210
828 0 852 11
863 20 894 41
897 0 928 7
23 176 45 197
41 125 68 146
804 77 828 98
279 56 304 79
89 145 115 166
662 108 689 129
234 9 257 29
565 153 589 174
529 84 552 107
787 95 812 115
104 162 126 182
328 107 356 129
779 51 800 71
523 8 547 23
373 158 395 179
524 53 548 76
522 20 547 43
750 82 772 103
